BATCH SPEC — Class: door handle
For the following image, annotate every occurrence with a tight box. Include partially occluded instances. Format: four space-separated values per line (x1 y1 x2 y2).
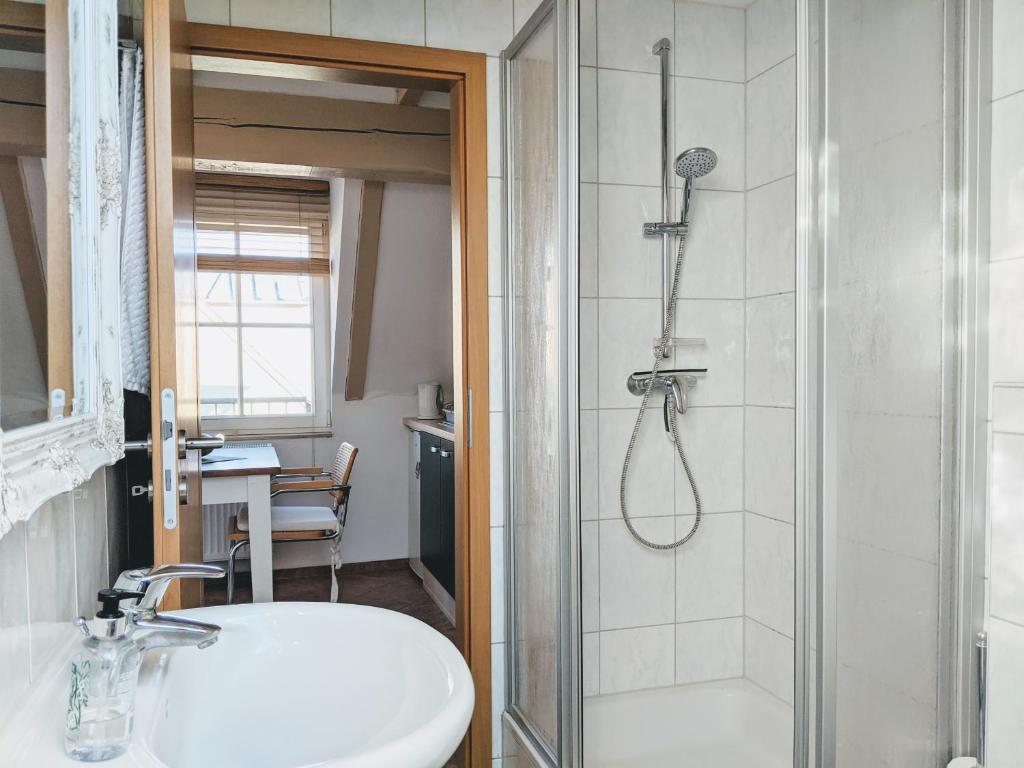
439 449 452 458
178 431 225 458
430 446 439 454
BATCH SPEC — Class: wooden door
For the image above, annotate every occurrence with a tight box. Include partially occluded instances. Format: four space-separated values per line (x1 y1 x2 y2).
144 0 202 609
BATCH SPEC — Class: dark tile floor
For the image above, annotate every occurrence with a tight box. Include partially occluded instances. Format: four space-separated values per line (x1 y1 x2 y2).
204 564 455 642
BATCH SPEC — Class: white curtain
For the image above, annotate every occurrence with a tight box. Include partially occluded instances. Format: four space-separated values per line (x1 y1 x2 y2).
118 46 149 395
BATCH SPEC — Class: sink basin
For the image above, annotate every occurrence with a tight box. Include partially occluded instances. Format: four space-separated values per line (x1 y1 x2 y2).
0 601 473 768
140 602 474 768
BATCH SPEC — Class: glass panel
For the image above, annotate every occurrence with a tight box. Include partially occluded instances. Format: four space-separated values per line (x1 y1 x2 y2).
198 326 240 417
197 272 238 323
818 0 954 763
239 273 312 325
506 7 561 758
240 326 313 415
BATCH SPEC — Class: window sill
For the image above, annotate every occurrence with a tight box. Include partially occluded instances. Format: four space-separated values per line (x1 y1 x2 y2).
204 426 334 441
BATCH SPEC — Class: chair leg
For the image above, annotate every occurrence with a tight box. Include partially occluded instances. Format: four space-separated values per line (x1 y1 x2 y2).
227 539 249 604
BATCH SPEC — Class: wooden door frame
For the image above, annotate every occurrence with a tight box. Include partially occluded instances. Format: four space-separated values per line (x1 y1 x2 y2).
185 24 492 766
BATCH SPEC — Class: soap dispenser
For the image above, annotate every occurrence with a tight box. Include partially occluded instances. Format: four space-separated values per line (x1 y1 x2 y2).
64 588 145 762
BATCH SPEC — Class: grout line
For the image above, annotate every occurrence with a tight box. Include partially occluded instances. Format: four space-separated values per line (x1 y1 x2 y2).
746 51 797 85
991 84 1024 105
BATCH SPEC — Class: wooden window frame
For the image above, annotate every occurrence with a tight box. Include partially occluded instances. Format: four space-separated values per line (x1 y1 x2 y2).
186 25 491 766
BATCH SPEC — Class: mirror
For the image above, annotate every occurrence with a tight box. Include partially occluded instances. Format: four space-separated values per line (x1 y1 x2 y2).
0 0 68 430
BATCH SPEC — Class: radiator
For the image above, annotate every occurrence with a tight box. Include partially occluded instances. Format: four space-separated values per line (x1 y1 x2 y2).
201 441 270 562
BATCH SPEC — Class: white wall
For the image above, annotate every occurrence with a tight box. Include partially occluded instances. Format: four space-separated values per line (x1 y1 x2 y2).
984 0 1024 763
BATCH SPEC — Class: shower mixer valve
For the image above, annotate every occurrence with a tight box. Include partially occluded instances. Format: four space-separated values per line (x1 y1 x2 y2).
627 369 705 420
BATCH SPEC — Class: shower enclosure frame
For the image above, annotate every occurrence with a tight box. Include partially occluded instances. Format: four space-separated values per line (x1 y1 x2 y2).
500 0 583 765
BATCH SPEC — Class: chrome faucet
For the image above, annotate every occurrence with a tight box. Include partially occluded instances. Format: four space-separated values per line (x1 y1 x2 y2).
113 563 225 650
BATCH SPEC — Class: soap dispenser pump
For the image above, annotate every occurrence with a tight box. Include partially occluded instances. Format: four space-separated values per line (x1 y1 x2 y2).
64 588 145 762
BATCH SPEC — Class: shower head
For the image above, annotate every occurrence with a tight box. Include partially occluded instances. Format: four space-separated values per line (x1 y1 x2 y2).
674 147 718 179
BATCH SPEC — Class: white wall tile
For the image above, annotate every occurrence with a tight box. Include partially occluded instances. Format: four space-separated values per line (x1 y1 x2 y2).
994 0 1024 99
744 406 794 524
991 433 1024 626
836 539 938 706
675 513 743 621
599 518 675 629
598 69 662 186
487 56 502 178
673 299 745 407
72 473 109 617
993 384 1024 434
599 624 675 694
744 512 794 637
331 0 425 45
746 175 795 297
582 521 600 632
230 0 330 34
488 177 503 297
674 2 744 82
186 0 229 24
746 56 796 189
491 525 505 642
596 0 674 74
986 617 1024 767
599 409 676 520
583 632 600 696
745 292 794 408
597 298 662 409
492 642 506 757
580 67 598 183
836 411 940 564
26 495 78 680
489 296 504 407
490 412 505 525
0 524 30 726
675 77 745 191
513 0 543 34
598 184 665 298
580 183 598 297
580 298 599 410
745 0 795 80
675 617 743 684
425 0 513 56
580 410 599 520
680 191 745 299
672 406 743 515
990 259 1024 384
580 0 596 66
744 617 794 704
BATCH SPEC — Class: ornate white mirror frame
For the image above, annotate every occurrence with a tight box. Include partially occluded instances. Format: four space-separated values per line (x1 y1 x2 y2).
0 0 124 538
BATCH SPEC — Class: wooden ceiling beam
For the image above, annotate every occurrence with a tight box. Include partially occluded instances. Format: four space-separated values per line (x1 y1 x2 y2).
192 86 450 183
344 181 384 402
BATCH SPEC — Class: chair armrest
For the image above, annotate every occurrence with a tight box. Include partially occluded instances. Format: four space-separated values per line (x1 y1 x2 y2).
270 481 349 498
274 466 326 478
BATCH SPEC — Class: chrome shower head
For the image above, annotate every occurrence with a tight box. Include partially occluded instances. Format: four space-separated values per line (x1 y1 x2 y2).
674 147 718 179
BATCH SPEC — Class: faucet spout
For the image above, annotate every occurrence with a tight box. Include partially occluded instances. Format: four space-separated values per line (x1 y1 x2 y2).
133 614 221 650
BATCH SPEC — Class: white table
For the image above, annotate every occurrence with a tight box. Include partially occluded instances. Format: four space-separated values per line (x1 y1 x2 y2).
201 445 281 603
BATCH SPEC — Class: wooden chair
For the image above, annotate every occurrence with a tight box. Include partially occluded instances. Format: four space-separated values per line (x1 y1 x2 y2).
226 442 359 603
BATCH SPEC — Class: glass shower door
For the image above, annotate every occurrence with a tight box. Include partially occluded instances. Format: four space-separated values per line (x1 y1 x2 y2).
502 1 581 765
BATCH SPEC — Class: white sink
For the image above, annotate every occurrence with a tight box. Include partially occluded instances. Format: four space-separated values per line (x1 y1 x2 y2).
2 602 474 768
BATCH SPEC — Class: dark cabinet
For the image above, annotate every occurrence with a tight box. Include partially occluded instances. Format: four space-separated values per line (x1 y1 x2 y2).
419 433 455 597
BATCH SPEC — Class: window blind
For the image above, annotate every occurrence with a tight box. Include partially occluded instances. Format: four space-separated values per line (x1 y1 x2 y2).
195 177 330 275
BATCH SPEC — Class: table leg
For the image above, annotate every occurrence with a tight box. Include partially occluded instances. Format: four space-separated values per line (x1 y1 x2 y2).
247 474 274 602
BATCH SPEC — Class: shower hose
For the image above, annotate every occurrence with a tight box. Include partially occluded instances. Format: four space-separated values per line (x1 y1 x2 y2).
619 227 702 550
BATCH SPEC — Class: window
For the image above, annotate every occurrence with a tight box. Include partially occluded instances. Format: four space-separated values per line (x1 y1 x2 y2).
195 176 332 433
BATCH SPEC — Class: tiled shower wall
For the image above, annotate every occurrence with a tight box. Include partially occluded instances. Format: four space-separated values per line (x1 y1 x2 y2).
0 470 111 728
742 0 796 706
984 0 1024 763
580 0 798 704
582 0 770 698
